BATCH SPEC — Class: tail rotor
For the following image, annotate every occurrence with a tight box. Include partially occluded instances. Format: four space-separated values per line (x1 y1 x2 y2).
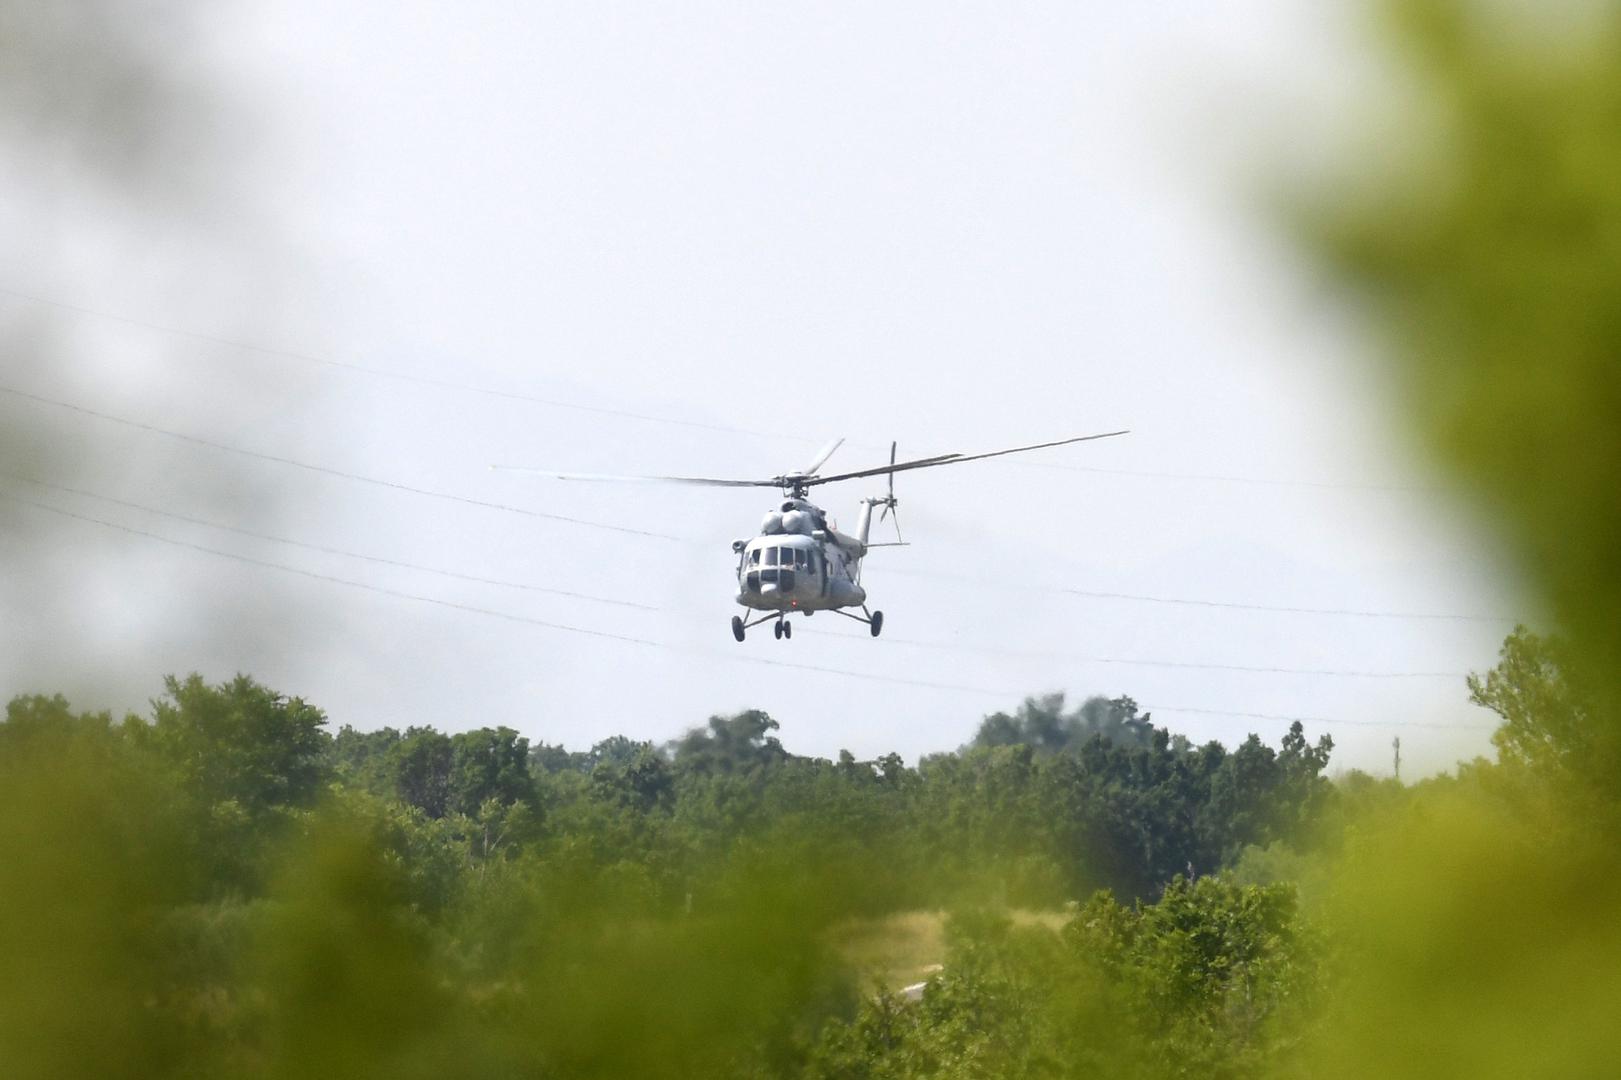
877 440 903 542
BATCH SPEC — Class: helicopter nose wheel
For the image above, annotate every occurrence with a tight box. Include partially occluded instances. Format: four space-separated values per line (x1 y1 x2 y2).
870 611 884 638
731 616 745 642
773 618 791 640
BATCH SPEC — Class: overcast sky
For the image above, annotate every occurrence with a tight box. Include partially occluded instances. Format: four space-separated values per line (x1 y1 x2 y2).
0 1 1527 776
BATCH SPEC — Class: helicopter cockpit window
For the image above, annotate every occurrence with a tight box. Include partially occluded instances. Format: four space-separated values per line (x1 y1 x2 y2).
764 549 778 566
749 549 761 565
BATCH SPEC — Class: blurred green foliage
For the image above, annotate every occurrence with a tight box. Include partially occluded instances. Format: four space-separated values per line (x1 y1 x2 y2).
805 878 1318 1080
1288 3 1621 1077
0 674 1340 1078
0 698 193 1080
0 630 1594 1077
1313 0 1621 749
6 0 1621 1075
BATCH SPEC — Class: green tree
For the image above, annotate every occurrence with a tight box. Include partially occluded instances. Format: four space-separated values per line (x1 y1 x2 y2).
590 740 675 815
1 693 120 749
1274 720 1335 845
969 693 1154 753
448 726 535 816
326 724 401 798
138 673 329 815
390 727 452 818
669 709 789 777
1468 625 1598 784
0 695 199 1080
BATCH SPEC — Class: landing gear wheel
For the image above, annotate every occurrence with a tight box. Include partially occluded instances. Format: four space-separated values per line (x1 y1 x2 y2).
783 620 792 640
870 611 884 638
773 621 783 640
731 616 745 642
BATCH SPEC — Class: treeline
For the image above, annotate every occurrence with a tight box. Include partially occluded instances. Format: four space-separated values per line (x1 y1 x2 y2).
1 624 1606 1078
0 671 1344 1078
17 677 1337 910
801 625 1617 1080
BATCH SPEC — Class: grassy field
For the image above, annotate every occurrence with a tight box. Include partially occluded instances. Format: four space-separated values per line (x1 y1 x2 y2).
830 909 1068 991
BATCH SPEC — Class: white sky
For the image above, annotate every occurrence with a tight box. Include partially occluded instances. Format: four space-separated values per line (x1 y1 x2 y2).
0 1 1528 776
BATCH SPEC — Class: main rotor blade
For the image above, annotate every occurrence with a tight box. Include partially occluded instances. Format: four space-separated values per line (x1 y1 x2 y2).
491 466 780 488
804 430 1130 486
800 437 845 477
805 452 960 486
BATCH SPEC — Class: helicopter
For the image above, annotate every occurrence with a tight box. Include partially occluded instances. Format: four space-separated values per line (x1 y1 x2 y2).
500 431 1127 641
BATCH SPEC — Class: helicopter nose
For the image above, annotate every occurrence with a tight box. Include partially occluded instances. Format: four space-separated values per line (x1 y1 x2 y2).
751 568 797 592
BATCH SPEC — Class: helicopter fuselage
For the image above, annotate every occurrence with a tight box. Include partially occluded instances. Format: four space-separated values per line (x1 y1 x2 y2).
732 497 872 614
497 428 1126 643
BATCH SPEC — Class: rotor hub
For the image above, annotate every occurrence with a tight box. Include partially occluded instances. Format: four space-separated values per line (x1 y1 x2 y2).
775 474 813 498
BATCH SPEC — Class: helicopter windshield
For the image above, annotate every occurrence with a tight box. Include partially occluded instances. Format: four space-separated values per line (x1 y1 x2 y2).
744 546 814 590
755 546 812 567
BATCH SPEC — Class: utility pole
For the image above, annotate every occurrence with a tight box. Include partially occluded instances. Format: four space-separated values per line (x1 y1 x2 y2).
1392 736 1402 783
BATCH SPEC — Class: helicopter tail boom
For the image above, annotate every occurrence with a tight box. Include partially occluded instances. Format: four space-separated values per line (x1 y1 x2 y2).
856 499 875 549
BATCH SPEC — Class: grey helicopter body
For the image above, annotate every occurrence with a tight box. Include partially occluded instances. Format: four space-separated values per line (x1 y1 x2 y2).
729 490 888 641
497 431 1127 642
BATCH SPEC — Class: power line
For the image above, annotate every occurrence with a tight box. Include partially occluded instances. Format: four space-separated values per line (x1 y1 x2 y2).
886 566 1514 624
0 285 794 443
718 651 1014 698
1058 654 1463 679
0 490 1018 694
1020 460 1434 494
2 492 660 645
0 383 682 541
1145 704 1492 732
3 285 1429 492
4 374 1498 628
0 471 656 611
728 651 1492 730
1060 586 1508 623
9 372 1494 628
3 489 1494 733
796 626 1468 679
